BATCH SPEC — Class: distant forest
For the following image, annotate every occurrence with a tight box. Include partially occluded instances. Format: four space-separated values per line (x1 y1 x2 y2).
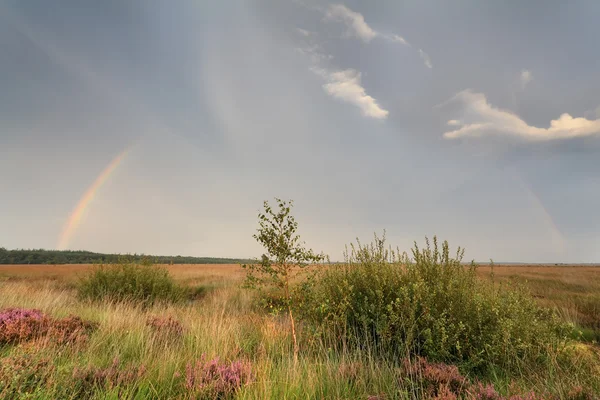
0 248 253 265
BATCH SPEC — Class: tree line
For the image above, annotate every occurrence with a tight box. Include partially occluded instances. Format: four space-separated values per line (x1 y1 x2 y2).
0 247 252 265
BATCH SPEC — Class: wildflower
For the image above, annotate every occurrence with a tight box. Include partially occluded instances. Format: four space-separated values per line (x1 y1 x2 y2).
0 308 48 344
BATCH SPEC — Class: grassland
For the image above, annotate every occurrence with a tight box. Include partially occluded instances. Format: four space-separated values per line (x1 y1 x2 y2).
0 263 599 399
476 265 600 342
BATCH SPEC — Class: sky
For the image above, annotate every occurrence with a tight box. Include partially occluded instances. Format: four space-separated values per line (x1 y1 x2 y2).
1 0 599 262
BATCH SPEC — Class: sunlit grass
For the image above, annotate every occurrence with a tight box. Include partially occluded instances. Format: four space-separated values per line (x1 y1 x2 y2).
0 262 599 398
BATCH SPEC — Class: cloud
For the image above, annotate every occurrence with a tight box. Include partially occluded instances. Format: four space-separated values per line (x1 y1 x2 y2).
520 69 532 89
418 49 433 69
447 119 461 126
389 34 410 46
294 27 388 119
323 4 411 48
442 90 600 141
321 69 389 119
294 42 333 64
325 4 377 42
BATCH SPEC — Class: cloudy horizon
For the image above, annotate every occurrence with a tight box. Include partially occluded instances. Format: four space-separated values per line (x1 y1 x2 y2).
1 1 599 262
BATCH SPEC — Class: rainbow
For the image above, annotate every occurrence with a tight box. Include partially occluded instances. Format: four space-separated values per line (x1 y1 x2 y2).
57 148 130 250
510 168 566 253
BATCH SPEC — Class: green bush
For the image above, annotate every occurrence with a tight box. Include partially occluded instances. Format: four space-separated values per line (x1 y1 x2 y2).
300 234 572 375
77 261 186 306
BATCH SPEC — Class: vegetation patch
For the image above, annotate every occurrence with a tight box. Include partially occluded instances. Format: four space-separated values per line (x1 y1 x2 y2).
47 315 98 345
72 357 147 399
0 308 98 347
301 234 572 376
77 261 187 306
0 308 47 345
146 315 184 340
183 355 254 399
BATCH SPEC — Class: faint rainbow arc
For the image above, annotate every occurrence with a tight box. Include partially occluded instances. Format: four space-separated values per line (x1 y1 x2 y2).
57 149 131 250
509 168 566 253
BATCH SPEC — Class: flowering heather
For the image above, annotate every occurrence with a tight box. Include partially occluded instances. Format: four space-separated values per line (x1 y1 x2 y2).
72 357 146 398
0 352 55 398
146 315 184 339
0 308 48 345
47 315 98 345
398 357 567 400
566 386 596 400
184 355 253 398
0 308 97 346
468 382 502 400
401 357 468 397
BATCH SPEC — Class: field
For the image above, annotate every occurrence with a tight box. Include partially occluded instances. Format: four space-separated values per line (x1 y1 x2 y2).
1 262 599 399
476 265 600 341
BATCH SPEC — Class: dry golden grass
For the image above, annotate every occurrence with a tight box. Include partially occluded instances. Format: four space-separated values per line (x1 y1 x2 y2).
1 262 599 398
0 263 246 284
476 264 600 338
3 263 597 333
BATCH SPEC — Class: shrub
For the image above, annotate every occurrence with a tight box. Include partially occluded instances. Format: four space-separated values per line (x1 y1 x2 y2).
47 315 98 345
0 308 48 345
146 315 184 339
0 351 55 399
183 355 253 399
398 357 554 400
400 356 468 398
77 261 186 306
0 308 97 347
71 357 146 399
302 234 571 376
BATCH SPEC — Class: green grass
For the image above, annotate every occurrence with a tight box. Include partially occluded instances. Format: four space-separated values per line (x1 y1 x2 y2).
0 245 599 399
77 262 189 306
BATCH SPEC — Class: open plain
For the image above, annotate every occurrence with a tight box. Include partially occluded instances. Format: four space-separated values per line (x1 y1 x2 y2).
1 262 599 399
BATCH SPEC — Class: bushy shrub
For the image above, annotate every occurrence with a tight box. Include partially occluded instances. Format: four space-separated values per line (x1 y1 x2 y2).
0 308 48 345
0 351 55 399
77 261 186 306
398 357 563 399
0 308 97 347
301 235 571 375
71 357 146 399
183 355 253 399
47 315 98 345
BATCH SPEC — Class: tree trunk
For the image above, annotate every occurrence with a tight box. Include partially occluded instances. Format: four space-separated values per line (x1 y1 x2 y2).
284 273 299 365
288 304 299 365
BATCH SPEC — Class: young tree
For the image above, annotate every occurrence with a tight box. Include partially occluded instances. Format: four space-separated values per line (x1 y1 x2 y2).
242 198 325 363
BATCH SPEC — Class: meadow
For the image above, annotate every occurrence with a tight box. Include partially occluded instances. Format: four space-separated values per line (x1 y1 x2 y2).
0 257 599 399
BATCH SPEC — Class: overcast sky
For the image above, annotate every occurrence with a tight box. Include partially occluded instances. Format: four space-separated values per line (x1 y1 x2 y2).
1 0 599 262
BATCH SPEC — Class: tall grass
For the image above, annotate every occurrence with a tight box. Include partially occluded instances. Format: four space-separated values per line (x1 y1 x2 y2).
0 249 598 399
77 261 187 306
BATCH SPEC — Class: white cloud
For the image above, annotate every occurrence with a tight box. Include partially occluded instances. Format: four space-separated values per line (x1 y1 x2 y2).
443 90 600 141
388 34 410 46
316 4 431 70
419 49 433 69
323 5 411 47
447 119 461 126
321 69 389 119
325 4 377 42
520 69 532 89
295 24 388 119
